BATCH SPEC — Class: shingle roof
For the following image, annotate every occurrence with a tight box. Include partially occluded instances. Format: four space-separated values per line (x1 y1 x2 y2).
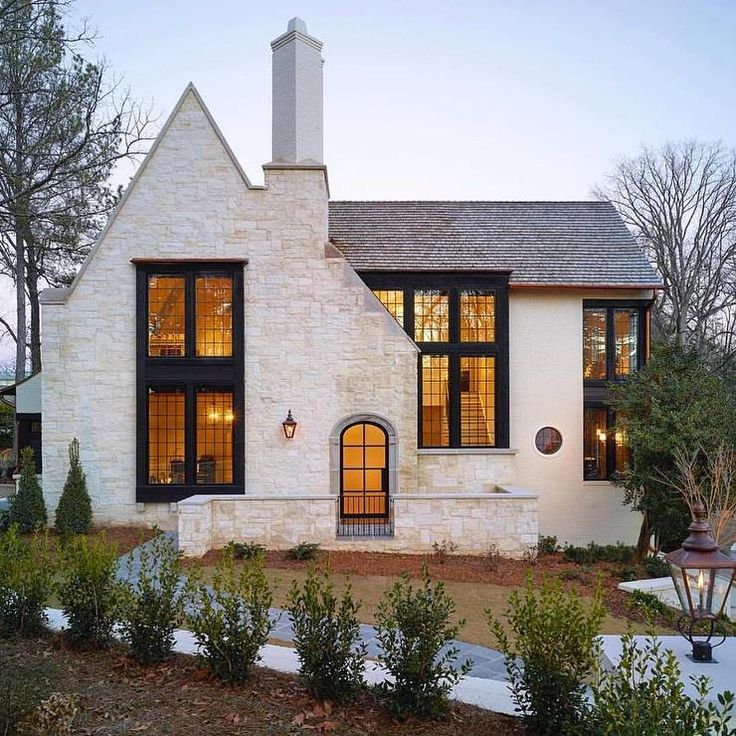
328 201 662 287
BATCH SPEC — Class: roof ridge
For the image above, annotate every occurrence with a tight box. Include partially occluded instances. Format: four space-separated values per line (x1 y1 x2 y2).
329 200 613 205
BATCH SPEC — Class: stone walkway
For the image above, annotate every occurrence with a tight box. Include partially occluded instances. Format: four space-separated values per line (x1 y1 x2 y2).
117 534 509 682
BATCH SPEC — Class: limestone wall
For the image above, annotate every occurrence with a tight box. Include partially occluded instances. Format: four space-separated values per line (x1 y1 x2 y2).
40 88 417 528
416 449 516 493
178 490 538 558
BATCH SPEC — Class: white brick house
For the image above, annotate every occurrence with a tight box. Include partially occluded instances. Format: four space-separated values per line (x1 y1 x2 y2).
38 19 661 556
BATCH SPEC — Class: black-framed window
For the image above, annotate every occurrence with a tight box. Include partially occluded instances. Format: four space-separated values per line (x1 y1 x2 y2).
136 263 244 503
365 272 509 448
583 300 648 480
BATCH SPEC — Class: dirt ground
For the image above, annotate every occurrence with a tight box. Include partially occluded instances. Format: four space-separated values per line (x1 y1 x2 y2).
0 635 524 736
188 547 675 633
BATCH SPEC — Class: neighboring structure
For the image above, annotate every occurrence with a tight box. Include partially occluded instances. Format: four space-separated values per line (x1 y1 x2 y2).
38 19 661 556
0 372 42 471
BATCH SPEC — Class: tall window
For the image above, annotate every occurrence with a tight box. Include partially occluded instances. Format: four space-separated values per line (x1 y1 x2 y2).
362 275 508 449
583 301 647 480
372 290 404 327
137 263 244 502
340 422 389 518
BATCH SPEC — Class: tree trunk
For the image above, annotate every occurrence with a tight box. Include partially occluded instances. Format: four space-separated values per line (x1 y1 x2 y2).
635 511 654 560
26 244 40 372
14 223 25 381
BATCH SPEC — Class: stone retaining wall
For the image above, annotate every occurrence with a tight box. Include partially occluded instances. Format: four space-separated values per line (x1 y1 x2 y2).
178 489 538 558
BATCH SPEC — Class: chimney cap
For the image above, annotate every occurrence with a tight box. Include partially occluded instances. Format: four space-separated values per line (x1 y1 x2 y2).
287 17 308 33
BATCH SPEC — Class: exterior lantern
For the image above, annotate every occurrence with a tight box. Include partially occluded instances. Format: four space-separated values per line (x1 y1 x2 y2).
665 503 736 662
282 409 297 439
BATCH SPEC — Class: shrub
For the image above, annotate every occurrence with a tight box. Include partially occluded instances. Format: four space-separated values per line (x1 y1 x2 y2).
484 543 502 571
537 535 559 555
626 590 673 622
8 447 46 533
288 567 366 702
57 534 122 648
0 526 54 637
639 555 670 579
54 438 92 535
431 539 458 563
286 542 321 561
590 633 736 736
186 551 274 683
120 534 183 665
225 540 266 560
488 574 605 736
375 567 472 719
562 541 635 566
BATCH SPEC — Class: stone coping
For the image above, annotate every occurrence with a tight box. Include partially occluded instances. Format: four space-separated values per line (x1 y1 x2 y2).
417 448 518 456
178 488 538 508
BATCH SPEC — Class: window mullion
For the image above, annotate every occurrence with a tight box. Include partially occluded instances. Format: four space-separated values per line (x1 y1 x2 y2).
449 354 461 447
185 273 196 358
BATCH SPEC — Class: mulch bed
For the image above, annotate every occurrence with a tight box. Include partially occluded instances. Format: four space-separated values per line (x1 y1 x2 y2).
187 548 675 631
0 634 524 736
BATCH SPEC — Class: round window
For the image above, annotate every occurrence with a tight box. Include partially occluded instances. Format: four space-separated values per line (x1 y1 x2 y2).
535 427 562 455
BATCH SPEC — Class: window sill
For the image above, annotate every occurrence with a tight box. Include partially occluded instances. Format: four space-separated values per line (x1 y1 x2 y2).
136 484 244 503
417 448 518 456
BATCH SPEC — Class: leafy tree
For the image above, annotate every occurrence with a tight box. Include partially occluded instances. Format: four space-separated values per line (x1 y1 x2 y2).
54 437 92 534
609 343 736 555
8 446 46 532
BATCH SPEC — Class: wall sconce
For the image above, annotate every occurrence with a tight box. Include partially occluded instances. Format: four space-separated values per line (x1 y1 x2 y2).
282 409 297 439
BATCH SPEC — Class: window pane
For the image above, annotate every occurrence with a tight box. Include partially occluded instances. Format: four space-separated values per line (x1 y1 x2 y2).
196 390 234 484
196 275 233 357
614 309 638 378
415 290 449 342
342 447 364 468
421 355 449 446
460 290 495 342
584 408 607 480
148 389 185 484
583 309 607 380
460 356 495 446
148 276 185 357
614 426 630 473
342 424 363 446
373 290 404 327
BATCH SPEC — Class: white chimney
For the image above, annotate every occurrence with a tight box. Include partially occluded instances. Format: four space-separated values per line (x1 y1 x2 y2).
270 18 324 164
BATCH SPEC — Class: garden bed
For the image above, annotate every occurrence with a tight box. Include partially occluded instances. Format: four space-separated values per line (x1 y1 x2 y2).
0 634 523 736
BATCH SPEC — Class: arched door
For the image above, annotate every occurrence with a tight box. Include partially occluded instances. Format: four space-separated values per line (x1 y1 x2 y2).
340 421 389 518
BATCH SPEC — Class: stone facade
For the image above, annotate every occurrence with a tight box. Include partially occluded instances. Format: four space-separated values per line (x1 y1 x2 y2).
417 449 516 493
178 489 538 558
40 87 417 529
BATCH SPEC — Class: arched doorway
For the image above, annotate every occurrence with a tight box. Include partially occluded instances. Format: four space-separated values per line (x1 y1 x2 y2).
340 421 389 519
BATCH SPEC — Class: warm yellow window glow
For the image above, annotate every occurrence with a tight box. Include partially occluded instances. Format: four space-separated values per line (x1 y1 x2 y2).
414 290 449 342
340 422 388 517
460 290 495 342
372 290 404 327
148 389 185 484
460 356 495 445
614 427 630 472
421 355 449 446
583 309 607 380
196 390 234 484
148 276 185 356
196 275 233 357
584 407 608 479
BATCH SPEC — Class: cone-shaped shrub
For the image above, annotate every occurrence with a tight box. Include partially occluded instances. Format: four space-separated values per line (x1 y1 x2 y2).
55 438 92 535
8 448 46 533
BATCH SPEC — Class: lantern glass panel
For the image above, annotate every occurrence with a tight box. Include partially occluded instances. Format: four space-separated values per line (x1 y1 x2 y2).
669 563 734 619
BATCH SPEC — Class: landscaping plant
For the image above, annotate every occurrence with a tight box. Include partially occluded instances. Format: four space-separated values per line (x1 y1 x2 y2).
120 534 183 665
537 535 559 555
225 540 266 560
590 633 736 736
488 574 605 736
0 526 54 637
374 566 472 719
562 541 636 566
186 550 274 683
286 542 321 561
431 538 458 563
7 447 47 533
288 566 366 702
57 533 122 648
54 438 93 535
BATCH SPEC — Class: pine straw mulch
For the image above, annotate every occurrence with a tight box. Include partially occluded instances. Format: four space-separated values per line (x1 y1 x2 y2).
186 548 676 632
0 634 524 736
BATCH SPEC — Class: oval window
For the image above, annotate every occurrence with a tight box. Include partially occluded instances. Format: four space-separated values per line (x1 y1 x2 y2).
535 427 562 455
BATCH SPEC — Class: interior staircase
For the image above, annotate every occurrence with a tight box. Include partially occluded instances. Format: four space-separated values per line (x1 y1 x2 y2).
461 392 491 445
